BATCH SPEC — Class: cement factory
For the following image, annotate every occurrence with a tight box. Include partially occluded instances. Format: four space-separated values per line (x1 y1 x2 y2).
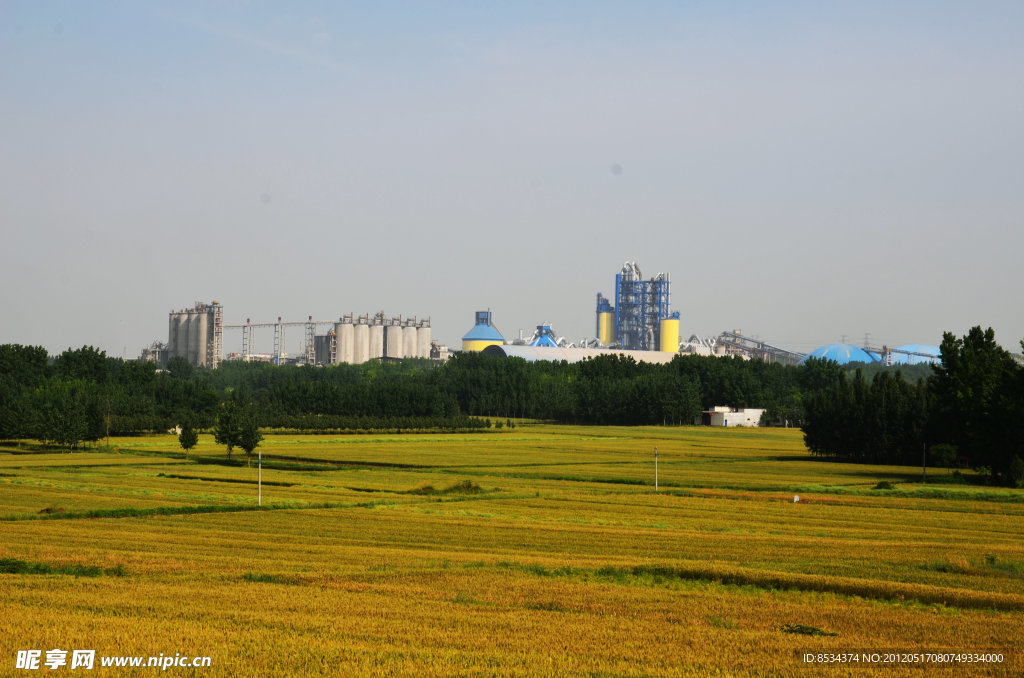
141 261 943 369
143 304 440 369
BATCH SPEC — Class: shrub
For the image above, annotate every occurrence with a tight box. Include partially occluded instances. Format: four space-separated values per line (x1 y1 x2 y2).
1007 456 1024 488
781 623 837 637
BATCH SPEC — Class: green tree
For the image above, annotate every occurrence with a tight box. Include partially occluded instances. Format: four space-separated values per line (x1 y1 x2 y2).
166 356 194 381
31 380 88 450
214 401 242 460
55 346 109 383
1008 456 1024 489
238 415 263 467
930 327 1021 484
178 421 198 458
0 345 51 441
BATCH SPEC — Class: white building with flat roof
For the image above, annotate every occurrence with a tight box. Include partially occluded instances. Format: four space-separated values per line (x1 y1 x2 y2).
698 406 765 427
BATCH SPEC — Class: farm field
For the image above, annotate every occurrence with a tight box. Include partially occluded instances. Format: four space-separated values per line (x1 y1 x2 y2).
2 425 1022 676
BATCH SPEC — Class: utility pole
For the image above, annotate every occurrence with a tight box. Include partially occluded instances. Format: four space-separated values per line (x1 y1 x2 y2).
258 448 262 506
655 446 659 492
922 442 926 484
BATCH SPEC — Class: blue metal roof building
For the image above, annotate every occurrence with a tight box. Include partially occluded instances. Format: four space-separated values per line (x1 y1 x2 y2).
800 343 878 365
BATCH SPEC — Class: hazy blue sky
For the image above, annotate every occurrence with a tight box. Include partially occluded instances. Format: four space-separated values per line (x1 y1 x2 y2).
2 1 1022 358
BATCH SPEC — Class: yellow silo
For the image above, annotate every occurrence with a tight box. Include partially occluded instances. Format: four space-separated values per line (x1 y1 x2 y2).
598 311 615 346
659 314 679 353
596 293 615 346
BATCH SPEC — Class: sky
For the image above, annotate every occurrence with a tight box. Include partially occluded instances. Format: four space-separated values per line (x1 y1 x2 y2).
2 1 1023 358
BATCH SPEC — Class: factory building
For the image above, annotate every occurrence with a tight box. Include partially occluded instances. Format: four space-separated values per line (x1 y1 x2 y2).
155 302 436 368
138 341 167 364
482 344 678 365
596 262 680 352
166 302 223 369
315 313 432 365
461 311 505 351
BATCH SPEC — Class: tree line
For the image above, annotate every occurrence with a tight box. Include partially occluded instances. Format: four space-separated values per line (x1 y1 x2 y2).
1 328 1021 485
802 327 1024 487
1 343 834 445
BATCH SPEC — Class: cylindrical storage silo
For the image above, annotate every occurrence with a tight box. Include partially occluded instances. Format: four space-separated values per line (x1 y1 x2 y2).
368 325 384 359
385 325 403 359
195 312 209 368
188 313 202 366
417 326 431 358
168 314 178 360
598 311 615 346
659 315 679 353
175 313 188 360
352 324 369 364
178 315 187 364
462 311 504 351
403 325 417 358
335 322 354 364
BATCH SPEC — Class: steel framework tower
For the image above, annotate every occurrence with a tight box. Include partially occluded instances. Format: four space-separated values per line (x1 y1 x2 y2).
273 318 285 365
601 262 672 351
242 319 255 362
304 317 315 366
209 302 223 369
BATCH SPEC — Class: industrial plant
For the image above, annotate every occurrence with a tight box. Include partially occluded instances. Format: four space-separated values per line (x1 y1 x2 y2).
458 261 683 363
596 261 680 352
312 313 434 365
166 302 224 369
144 261 946 370
455 261 944 368
150 303 441 368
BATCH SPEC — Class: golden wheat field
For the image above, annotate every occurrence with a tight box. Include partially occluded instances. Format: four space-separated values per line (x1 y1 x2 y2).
2 424 1022 676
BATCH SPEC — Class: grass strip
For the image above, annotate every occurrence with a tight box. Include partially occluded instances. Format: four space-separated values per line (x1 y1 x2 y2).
492 561 1024 612
240 572 302 585
156 473 295 487
0 501 373 521
0 490 506 522
0 558 126 577
245 454 436 470
404 479 485 496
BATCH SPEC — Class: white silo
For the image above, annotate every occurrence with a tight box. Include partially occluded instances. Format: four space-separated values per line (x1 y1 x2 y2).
353 323 369 364
335 322 354 364
194 310 209 368
417 324 432 358
368 324 384 359
385 325 402 359
175 312 189 361
188 312 202 366
167 313 177 360
403 324 418 358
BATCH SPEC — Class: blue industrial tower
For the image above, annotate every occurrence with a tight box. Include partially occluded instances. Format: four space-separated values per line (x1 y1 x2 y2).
596 262 678 351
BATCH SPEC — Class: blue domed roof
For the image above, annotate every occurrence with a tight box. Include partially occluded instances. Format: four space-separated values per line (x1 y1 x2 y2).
462 324 505 342
800 343 878 365
891 344 940 365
